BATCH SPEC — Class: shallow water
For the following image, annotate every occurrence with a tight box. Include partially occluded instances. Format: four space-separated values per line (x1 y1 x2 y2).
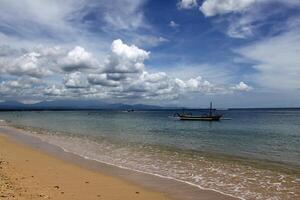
0 109 299 199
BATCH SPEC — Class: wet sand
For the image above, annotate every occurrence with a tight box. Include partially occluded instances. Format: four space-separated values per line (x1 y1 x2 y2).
0 134 174 200
0 126 238 200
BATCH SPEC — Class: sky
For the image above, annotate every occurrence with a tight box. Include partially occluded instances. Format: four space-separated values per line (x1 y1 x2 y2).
0 0 300 108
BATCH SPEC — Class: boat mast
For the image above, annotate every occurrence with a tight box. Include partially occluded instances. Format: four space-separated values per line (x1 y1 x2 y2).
209 102 212 117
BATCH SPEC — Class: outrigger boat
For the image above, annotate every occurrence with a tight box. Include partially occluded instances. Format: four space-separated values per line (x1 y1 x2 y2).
175 102 222 121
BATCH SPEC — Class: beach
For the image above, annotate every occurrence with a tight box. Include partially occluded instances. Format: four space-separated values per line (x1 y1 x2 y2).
0 126 237 200
0 109 299 200
0 134 170 200
0 0 299 199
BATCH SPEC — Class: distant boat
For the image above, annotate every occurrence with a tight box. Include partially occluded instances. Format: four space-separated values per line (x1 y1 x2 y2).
175 102 222 121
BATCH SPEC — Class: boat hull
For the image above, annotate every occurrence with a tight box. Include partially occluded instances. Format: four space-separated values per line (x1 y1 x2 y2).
178 115 222 121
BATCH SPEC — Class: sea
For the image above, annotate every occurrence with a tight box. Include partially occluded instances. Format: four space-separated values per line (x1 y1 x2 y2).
0 109 299 200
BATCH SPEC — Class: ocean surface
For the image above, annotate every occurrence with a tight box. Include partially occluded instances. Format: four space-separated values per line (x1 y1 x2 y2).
0 109 299 199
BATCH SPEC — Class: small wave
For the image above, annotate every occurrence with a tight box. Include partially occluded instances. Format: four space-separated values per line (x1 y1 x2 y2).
0 119 7 125
7 124 300 200
38 136 244 200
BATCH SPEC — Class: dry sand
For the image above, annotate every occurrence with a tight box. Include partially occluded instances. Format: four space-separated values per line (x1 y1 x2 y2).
0 134 170 200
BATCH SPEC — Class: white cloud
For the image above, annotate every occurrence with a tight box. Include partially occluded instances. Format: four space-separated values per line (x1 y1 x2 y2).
169 21 180 28
88 74 120 87
0 0 83 44
44 85 66 97
61 46 97 72
236 28 300 90
0 0 155 53
0 39 251 102
199 0 300 40
103 39 150 74
198 0 261 39
101 0 148 30
200 0 257 17
177 0 198 9
231 82 253 91
64 72 88 88
0 77 44 100
132 35 169 48
2 52 51 78
142 72 167 83
111 39 150 63
0 45 96 78
227 16 254 38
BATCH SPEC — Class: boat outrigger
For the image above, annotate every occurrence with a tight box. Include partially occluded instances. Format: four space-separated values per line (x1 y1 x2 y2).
175 102 222 121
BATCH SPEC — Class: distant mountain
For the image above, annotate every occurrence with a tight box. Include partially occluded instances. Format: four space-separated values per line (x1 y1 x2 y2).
107 103 164 110
31 100 110 109
0 101 26 109
0 100 166 110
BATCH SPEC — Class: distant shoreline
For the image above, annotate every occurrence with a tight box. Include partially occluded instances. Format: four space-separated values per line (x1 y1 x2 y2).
0 107 300 112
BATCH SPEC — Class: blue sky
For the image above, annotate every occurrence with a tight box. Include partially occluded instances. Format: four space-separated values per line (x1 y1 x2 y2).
0 0 300 107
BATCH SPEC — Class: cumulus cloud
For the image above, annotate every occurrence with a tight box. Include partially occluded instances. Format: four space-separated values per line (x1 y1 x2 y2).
104 39 150 74
122 71 176 99
231 82 253 91
2 52 51 78
111 39 150 63
0 0 255 104
61 46 97 72
177 0 198 9
64 72 89 88
44 85 66 97
175 76 213 93
0 79 32 95
88 74 120 87
0 77 44 100
0 39 251 102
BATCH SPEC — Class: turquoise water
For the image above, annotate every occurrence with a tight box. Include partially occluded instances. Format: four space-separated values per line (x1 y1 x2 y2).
0 109 299 199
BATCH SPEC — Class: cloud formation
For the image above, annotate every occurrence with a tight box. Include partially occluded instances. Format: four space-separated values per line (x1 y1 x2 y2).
231 82 253 92
194 0 300 40
0 0 299 107
200 0 257 17
61 46 97 72
0 39 250 102
101 0 148 31
236 27 300 90
177 0 198 9
111 39 150 63
64 72 89 88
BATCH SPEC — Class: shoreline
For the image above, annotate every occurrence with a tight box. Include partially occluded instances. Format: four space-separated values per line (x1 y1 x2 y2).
0 125 237 200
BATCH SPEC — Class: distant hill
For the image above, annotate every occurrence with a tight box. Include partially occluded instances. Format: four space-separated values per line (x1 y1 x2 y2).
0 101 26 110
1 100 299 111
0 100 166 111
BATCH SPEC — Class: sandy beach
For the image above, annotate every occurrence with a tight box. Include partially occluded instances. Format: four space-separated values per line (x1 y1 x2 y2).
0 127 238 200
0 133 171 200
